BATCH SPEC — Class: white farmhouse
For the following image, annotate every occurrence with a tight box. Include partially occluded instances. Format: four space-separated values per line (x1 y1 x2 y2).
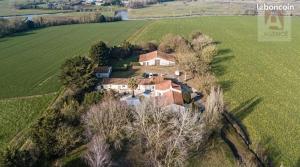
99 76 185 111
101 78 128 92
95 66 112 78
139 50 176 66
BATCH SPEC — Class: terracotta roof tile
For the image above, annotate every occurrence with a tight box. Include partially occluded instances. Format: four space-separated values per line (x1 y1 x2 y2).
139 50 176 62
156 91 184 106
156 80 181 91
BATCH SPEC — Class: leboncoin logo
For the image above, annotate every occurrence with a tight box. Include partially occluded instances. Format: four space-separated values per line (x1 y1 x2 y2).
264 10 284 30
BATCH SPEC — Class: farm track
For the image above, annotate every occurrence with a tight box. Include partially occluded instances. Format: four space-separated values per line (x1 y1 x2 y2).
0 92 57 101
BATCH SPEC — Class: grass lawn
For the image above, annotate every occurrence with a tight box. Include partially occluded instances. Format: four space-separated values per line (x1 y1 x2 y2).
0 94 55 151
0 20 147 99
130 16 300 167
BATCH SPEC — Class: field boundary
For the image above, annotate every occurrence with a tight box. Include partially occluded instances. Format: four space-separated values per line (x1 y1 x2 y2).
126 20 155 43
0 92 57 101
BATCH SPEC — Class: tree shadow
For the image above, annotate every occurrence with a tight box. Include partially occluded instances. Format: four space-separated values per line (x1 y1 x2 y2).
212 41 222 45
232 96 263 121
8 31 36 38
218 80 234 92
0 31 36 43
0 38 8 43
228 96 263 144
296 157 300 167
211 48 234 77
258 137 282 167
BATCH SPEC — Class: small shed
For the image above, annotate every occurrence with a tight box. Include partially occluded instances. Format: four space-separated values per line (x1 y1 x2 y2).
95 66 112 78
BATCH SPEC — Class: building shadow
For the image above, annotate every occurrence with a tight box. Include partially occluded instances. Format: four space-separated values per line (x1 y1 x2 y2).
211 48 234 77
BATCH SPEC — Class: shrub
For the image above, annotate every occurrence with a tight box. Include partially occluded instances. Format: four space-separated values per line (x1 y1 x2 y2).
182 91 192 103
1 147 34 167
130 62 141 66
139 41 158 51
83 92 104 106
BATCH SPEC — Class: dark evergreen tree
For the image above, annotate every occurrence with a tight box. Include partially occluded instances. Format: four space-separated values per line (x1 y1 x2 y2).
89 41 110 66
60 56 96 91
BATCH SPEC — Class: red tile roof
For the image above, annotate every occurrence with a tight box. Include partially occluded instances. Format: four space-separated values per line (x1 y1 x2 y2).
157 91 184 106
155 80 181 91
139 76 165 85
139 51 176 62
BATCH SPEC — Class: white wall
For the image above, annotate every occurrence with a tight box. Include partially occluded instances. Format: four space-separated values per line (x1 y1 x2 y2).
103 84 129 93
140 58 175 66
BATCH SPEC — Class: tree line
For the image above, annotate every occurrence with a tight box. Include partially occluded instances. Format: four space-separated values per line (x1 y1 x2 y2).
0 13 121 38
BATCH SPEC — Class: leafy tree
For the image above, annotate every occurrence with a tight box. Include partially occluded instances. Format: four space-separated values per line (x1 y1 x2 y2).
98 15 106 22
89 41 110 66
60 56 96 92
31 108 84 160
128 77 138 97
55 125 84 156
83 91 104 107
120 40 134 58
1 147 34 167
30 109 63 159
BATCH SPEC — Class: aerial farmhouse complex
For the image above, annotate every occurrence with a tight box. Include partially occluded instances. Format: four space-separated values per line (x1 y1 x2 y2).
95 50 188 111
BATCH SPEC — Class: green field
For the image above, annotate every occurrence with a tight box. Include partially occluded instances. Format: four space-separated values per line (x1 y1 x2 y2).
130 17 300 166
0 0 63 16
0 21 147 99
0 94 55 150
0 20 147 152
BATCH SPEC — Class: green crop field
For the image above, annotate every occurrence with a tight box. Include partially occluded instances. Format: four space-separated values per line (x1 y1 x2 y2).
0 20 147 151
130 16 300 166
0 0 62 16
0 21 147 99
0 94 55 151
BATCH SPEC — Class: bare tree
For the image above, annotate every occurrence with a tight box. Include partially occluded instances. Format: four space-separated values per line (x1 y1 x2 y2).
84 135 112 167
158 34 191 53
84 97 132 150
131 99 208 167
202 86 225 132
191 32 214 51
175 51 198 81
